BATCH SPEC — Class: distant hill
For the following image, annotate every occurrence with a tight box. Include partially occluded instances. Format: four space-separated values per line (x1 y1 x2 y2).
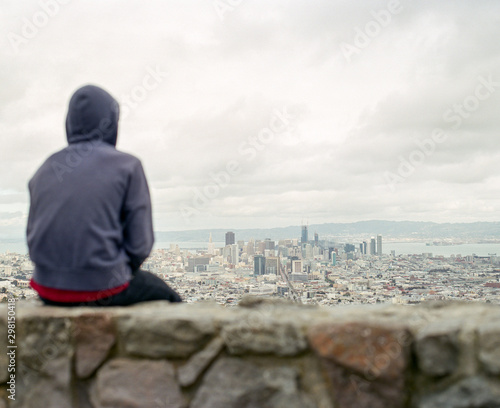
155 221 500 243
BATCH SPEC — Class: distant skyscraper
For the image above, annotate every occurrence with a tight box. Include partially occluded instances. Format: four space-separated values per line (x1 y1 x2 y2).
301 225 308 245
255 240 266 254
292 259 303 273
328 247 334 260
225 231 235 246
377 234 383 256
363 241 367 255
370 237 376 255
246 239 255 256
230 243 239 264
207 233 215 255
265 256 279 275
264 238 275 250
253 255 265 276
314 232 319 245
305 244 313 259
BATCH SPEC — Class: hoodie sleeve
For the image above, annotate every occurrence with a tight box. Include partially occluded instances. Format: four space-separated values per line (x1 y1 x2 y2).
122 160 154 271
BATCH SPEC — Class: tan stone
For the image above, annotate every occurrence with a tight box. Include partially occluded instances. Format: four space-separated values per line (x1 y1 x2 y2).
308 322 411 408
74 313 116 378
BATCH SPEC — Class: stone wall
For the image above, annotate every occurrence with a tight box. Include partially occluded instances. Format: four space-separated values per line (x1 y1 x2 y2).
1 299 500 408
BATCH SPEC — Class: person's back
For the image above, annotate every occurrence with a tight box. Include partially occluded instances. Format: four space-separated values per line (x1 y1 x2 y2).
28 85 181 306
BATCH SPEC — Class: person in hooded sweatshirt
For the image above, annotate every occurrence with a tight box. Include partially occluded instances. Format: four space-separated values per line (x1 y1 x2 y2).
27 84 182 306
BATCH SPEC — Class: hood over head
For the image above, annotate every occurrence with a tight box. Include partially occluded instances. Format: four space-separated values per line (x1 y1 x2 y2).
66 85 119 146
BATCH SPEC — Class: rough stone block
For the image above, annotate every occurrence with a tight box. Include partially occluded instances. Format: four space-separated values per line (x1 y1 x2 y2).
418 376 500 408
190 357 315 408
222 316 307 356
14 358 73 408
14 314 74 407
477 323 500 375
178 336 225 387
415 323 460 377
74 313 116 379
90 358 184 408
308 322 411 408
0 316 7 384
17 314 73 370
116 314 215 358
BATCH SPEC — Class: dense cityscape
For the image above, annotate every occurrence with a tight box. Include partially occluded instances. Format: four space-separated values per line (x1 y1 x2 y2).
1 225 500 305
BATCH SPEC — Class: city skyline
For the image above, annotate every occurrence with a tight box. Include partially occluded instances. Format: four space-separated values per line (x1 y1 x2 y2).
1 1 500 239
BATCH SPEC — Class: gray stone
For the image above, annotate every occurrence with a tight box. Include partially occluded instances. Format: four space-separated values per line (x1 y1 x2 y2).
17 314 73 370
90 358 184 408
116 313 215 358
418 376 500 408
269 393 317 408
13 314 74 407
13 358 73 408
74 313 116 378
76 379 95 408
191 357 314 408
178 336 225 387
415 323 460 377
222 316 307 356
0 316 8 383
477 323 500 375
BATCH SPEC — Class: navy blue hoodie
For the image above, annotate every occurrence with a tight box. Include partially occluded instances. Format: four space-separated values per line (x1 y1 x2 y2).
27 85 154 291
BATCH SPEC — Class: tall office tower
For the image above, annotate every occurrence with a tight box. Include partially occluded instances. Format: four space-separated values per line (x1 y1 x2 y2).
207 233 215 255
256 241 266 254
292 259 303 273
363 241 367 255
331 252 337 266
359 243 363 254
328 247 334 259
253 255 265 276
370 237 376 255
264 238 275 250
305 244 313 259
314 232 319 245
222 245 231 262
246 239 255 256
265 256 279 275
301 225 308 244
225 231 235 246
230 244 239 264
279 246 289 257
377 234 383 256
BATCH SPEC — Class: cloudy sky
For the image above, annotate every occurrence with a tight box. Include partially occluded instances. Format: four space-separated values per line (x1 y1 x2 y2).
1 0 500 237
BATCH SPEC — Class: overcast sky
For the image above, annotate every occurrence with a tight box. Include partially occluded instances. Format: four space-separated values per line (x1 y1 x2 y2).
1 0 500 237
